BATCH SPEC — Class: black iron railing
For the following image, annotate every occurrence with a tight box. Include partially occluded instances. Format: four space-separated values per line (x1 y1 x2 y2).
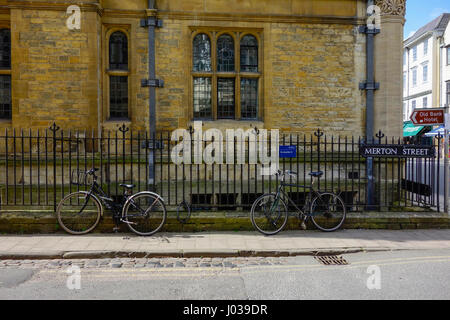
0 124 443 212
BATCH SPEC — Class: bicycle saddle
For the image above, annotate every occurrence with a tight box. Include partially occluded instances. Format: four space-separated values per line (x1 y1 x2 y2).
309 171 323 178
120 184 135 189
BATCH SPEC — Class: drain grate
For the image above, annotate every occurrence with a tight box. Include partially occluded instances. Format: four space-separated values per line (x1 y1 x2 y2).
314 255 349 265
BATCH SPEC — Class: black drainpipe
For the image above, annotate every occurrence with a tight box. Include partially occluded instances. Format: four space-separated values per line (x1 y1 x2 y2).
359 0 380 209
141 0 163 186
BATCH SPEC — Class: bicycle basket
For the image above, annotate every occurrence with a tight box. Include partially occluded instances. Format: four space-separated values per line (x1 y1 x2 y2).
70 170 92 186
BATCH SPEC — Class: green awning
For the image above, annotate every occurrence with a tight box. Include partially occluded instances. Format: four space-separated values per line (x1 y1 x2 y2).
403 122 424 137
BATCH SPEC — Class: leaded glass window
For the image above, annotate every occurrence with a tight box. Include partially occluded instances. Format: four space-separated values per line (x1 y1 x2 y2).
109 31 128 70
109 76 128 119
240 35 258 72
241 78 258 119
0 75 11 119
193 34 211 72
192 31 261 121
0 29 10 69
193 77 212 119
217 34 234 72
217 78 235 119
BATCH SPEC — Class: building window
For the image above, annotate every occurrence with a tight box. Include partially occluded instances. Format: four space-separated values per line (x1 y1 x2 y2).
412 100 416 109
109 76 128 119
412 68 417 87
403 73 406 91
193 33 211 72
217 34 235 72
446 81 450 106
423 39 428 56
0 28 11 69
423 97 428 108
192 31 261 121
217 78 235 119
413 46 417 61
240 35 258 72
193 77 212 119
109 32 128 70
107 31 129 120
447 47 450 66
422 64 428 83
0 28 11 120
241 78 258 119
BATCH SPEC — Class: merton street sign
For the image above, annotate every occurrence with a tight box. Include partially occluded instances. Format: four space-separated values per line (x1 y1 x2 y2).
410 108 445 126
359 144 435 158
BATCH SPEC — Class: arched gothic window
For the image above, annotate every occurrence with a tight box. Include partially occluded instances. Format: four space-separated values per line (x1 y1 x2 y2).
0 29 11 119
217 34 234 72
109 31 128 71
193 33 211 72
240 35 258 72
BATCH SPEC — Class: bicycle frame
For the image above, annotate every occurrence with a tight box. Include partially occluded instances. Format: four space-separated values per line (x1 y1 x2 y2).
274 180 322 219
85 181 128 218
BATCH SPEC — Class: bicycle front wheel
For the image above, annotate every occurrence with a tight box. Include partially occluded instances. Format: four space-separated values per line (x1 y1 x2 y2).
122 192 167 236
56 191 102 235
250 193 288 236
310 192 346 232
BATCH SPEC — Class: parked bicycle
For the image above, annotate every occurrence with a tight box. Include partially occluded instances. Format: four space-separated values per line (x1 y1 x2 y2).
250 170 346 235
56 168 167 236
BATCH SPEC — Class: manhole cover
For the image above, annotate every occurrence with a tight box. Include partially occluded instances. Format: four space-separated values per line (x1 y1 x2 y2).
314 255 349 265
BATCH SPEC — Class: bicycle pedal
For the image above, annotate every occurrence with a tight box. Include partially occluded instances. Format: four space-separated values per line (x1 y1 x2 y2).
300 222 307 230
120 219 137 225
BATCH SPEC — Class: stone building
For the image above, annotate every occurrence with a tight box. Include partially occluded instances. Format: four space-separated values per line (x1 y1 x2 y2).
0 0 406 137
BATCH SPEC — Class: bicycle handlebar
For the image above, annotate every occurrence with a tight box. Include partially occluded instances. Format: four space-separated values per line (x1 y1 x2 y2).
275 170 297 178
87 168 99 175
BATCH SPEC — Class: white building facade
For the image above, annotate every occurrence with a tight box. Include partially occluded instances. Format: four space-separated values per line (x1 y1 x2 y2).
403 14 450 121
441 24 450 108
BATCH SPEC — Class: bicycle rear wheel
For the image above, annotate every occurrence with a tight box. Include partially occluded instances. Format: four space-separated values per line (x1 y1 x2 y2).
310 192 346 232
250 193 288 236
122 192 167 236
56 191 102 235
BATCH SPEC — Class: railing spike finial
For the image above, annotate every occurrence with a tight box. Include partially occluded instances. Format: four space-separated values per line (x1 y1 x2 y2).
375 130 384 139
118 123 129 133
314 128 324 138
49 122 60 133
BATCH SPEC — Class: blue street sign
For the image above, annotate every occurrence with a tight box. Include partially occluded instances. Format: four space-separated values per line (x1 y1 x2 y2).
279 145 297 158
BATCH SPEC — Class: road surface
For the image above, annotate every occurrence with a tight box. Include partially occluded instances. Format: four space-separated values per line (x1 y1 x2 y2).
0 249 449 300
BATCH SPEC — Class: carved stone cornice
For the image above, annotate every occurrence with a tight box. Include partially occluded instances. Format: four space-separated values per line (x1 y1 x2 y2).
375 0 406 17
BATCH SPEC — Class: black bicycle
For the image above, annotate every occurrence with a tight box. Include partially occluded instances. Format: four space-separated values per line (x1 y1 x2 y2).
250 170 346 235
56 168 166 236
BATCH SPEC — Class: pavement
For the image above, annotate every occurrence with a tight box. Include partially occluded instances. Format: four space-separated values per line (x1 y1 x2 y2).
1 229 450 259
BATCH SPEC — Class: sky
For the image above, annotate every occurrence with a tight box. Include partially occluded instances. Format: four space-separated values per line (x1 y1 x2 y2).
404 0 450 39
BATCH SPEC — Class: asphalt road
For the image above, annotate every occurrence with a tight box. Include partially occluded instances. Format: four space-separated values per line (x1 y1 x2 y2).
0 249 449 300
